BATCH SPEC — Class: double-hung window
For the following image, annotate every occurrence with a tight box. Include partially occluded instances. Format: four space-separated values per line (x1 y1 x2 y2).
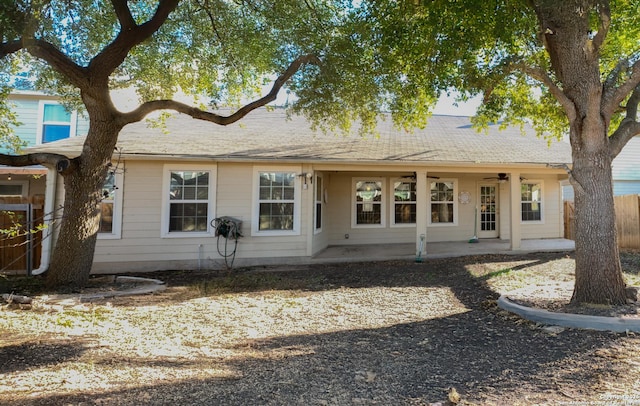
162 165 216 237
38 102 77 144
521 182 543 221
353 178 384 227
393 180 416 225
254 169 300 235
430 180 457 225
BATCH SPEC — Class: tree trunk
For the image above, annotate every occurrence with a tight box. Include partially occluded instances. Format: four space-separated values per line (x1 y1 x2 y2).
533 0 627 305
570 142 627 305
45 110 121 289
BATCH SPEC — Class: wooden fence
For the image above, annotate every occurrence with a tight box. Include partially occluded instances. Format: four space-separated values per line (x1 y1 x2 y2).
614 194 640 249
0 196 44 273
564 195 640 249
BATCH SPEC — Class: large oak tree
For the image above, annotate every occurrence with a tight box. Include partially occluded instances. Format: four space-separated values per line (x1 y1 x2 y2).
0 0 326 288
288 0 637 304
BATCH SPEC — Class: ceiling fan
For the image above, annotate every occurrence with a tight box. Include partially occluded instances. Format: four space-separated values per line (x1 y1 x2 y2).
483 173 509 182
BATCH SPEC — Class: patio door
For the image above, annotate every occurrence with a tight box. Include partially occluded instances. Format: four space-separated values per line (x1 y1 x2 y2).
478 184 499 238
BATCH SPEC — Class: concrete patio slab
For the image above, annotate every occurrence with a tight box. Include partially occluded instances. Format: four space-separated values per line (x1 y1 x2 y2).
312 238 575 263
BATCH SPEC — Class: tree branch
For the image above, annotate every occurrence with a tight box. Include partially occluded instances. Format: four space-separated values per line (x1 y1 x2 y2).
514 62 577 123
602 58 628 103
609 118 640 159
590 2 610 56
603 59 640 118
119 53 321 125
0 39 24 58
22 38 89 88
609 84 640 159
625 84 640 119
111 0 137 31
0 153 73 175
89 0 180 78
549 163 585 196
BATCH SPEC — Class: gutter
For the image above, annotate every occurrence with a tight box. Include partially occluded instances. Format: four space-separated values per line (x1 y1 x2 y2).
32 168 57 275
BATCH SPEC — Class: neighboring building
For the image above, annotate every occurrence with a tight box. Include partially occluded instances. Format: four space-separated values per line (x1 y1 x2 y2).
612 136 640 195
24 108 572 273
0 91 89 272
7 90 88 148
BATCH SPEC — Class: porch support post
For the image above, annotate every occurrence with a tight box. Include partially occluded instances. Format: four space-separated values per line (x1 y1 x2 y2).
509 171 522 250
415 169 428 258
304 163 314 257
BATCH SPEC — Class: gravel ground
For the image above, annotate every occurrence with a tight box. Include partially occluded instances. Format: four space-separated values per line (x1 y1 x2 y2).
1 251 640 405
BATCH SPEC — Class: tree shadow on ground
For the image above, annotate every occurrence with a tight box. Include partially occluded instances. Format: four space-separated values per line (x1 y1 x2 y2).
19 252 633 405
0 340 88 374
22 307 625 405
141 251 571 307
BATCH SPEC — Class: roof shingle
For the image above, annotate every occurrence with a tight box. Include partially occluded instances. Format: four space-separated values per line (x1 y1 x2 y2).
27 108 571 166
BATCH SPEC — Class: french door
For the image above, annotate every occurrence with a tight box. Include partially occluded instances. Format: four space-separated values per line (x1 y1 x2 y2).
478 185 499 238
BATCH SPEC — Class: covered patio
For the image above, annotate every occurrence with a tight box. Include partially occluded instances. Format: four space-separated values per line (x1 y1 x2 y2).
312 238 575 263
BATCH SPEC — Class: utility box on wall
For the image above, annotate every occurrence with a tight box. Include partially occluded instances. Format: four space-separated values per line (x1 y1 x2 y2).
212 216 243 240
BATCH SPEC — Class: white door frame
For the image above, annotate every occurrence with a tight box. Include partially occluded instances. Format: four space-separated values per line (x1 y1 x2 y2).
478 183 499 238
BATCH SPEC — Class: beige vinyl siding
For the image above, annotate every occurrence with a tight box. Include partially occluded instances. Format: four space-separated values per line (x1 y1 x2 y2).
92 161 312 272
520 176 563 239
215 163 251 227
247 164 309 257
326 172 415 245
86 160 567 272
93 160 162 265
216 163 310 258
426 175 473 243
497 175 564 240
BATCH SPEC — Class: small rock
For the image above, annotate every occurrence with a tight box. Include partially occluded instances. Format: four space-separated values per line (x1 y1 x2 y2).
542 325 565 334
355 370 377 383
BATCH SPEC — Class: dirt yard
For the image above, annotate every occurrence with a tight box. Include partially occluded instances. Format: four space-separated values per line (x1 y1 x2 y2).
1 251 640 405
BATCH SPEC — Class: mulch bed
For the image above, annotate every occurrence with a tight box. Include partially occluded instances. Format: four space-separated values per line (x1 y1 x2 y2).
1 252 640 405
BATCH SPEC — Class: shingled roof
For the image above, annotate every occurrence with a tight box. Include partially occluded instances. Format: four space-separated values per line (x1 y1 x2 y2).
28 108 571 166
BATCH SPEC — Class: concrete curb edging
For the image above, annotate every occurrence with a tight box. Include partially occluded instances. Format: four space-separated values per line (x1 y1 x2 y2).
78 276 167 302
37 276 167 305
497 295 640 333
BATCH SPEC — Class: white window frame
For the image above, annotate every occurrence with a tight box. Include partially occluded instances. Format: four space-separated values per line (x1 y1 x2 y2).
36 100 78 144
391 178 417 227
97 169 124 240
252 166 301 236
429 179 458 227
0 180 28 197
314 173 324 234
161 164 217 238
352 177 386 228
520 180 544 224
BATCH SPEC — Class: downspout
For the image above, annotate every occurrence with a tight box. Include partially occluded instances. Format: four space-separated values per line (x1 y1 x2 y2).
32 168 57 275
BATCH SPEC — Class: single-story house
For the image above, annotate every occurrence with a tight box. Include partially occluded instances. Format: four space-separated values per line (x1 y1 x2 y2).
25 108 571 273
